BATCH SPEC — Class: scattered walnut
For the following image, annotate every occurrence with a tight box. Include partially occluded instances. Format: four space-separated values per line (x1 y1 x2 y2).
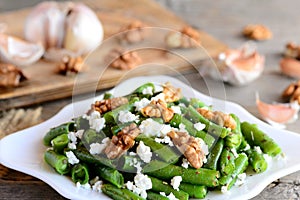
242 24 272 40
58 55 84 75
141 99 174 122
165 26 201 48
119 20 146 44
108 48 142 70
104 123 140 159
0 63 27 87
167 130 205 169
90 97 129 115
284 42 300 59
197 108 237 130
163 82 182 102
282 80 300 104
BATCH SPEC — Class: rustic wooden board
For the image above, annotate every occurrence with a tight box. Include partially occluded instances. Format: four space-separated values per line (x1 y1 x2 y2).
0 0 227 110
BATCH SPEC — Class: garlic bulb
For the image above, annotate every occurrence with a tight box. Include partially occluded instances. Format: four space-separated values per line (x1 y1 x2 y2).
24 1 103 58
203 43 264 86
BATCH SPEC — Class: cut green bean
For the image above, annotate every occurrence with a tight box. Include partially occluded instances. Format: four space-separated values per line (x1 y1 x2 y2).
189 98 206 109
71 163 89 184
150 176 189 200
81 129 106 146
133 82 155 95
147 191 169 200
136 135 179 164
248 148 268 173
187 105 229 138
219 147 235 175
94 165 124 188
44 150 70 175
43 122 75 146
179 183 207 199
218 153 248 189
204 139 224 170
143 160 219 187
241 122 282 157
74 116 89 130
51 133 69 153
225 114 242 149
104 92 113 99
101 183 144 200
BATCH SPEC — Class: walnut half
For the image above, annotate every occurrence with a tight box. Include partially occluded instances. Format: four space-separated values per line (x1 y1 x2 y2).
242 24 272 40
104 123 140 159
167 130 205 169
163 82 182 102
141 99 174 122
90 97 129 115
282 80 300 105
108 48 142 70
0 63 27 87
119 20 146 44
165 26 201 48
58 55 84 75
197 108 236 130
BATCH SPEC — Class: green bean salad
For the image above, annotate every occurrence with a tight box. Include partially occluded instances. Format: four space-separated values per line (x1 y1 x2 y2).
43 82 282 200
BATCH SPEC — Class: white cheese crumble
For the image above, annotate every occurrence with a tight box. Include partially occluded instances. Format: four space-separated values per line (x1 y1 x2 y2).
193 122 206 131
89 137 110 155
196 137 209 156
243 143 251 151
66 151 79 165
235 173 246 186
142 86 153 95
129 158 142 173
126 173 152 198
170 176 182 191
179 123 187 132
254 146 263 154
76 182 91 190
171 106 182 114
139 118 172 137
88 111 106 132
134 98 150 111
151 93 165 101
92 180 103 192
154 84 164 93
181 158 190 169
137 141 152 163
154 135 174 147
118 110 139 123
178 103 186 107
68 131 77 143
68 142 77 150
75 129 84 139
167 192 179 200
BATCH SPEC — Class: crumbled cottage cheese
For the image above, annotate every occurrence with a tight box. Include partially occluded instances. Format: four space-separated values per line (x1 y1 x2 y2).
193 122 206 131
235 173 247 186
118 110 139 123
181 158 190 169
88 111 106 132
126 173 152 198
160 192 179 200
254 146 263 154
151 93 165 101
92 180 103 192
67 131 77 149
139 118 172 137
89 137 110 155
68 142 77 150
134 98 150 111
137 141 152 163
154 84 164 93
178 123 187 132
75 129 84 139
171 106 182 114
66 151 79 165
142 86 153 95
128 157 142 173
154 135 174 147
76 182 91 190
170 176 182 191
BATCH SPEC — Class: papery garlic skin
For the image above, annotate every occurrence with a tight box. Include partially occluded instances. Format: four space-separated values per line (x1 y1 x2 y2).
63 3 104 55
24 1 103 57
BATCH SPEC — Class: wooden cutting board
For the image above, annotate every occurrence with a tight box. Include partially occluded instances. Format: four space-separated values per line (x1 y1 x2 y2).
0 0 227 110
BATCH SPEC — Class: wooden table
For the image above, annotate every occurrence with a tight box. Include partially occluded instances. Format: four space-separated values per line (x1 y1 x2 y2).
1 0 300 199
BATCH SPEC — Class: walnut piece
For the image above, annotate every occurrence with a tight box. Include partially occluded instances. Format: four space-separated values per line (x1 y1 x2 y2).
197 108 237 130
58 55 84 75
165 26 201 48
104 123 140 159
91 97 129 115
119 21 146 44
163 82 182 102
141 99 174 122
108 48 142 70
167 130 205 169
282 80 300 105
284 42 300 59
242 24 272 40
0 63 27 87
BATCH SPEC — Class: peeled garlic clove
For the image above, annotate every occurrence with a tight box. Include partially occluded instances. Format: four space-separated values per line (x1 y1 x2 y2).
0 33 44 66
24 1 65 49
64 3 104 55
256 93 299 127
280 57 300 79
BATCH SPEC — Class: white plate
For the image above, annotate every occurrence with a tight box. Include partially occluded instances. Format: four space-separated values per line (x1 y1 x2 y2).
1 75 300 200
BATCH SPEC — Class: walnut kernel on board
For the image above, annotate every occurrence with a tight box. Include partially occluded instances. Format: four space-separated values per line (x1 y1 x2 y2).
242 24 272 40
108 48 142 70
0 63 27 87
119 20 146 44
165 26 201 48
282 80 300 105
58 55 84 75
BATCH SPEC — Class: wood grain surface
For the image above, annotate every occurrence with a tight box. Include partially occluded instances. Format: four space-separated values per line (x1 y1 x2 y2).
0 0 227 111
